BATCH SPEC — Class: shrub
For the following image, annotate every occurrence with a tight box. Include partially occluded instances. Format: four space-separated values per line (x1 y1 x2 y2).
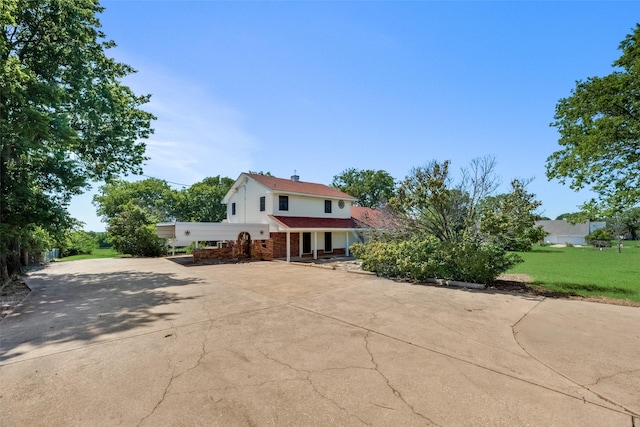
351 241 403 278
59 230 97 257
351 237 522 284
585 228 614 247
107 204 167 257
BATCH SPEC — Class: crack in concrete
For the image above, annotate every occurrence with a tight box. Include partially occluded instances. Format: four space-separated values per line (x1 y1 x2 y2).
137 361 176 426
511 300 640 418
369 401 396 411
138 319 215 426
511 298 545 329
361 300 401 329
450 357 529 425
364 331 440 426
586 368 640 387
0 302 290 367
305 376 371 426
427 315 500 350
257 348 308 375
257 348 370 425
292 303 635 419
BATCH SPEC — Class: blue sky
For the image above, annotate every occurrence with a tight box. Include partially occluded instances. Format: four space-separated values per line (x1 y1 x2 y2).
70 1 640 231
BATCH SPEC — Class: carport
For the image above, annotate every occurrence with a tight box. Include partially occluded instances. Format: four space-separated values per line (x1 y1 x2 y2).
156 222 270 253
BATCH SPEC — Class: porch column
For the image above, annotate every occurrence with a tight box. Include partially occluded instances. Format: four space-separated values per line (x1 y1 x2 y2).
346 231 349 256
313 232 318 260
286 231 291 263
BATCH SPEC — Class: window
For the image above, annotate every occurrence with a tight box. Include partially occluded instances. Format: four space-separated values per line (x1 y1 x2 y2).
324 200 332 213
279 195 289 211
231 202 236 215
259 196 265 212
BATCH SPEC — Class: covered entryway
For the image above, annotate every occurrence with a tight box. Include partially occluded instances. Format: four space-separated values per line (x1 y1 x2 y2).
266 216 361 262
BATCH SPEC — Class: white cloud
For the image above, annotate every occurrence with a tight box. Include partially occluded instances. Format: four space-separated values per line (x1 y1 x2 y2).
68 60 262 229
129 68 261 185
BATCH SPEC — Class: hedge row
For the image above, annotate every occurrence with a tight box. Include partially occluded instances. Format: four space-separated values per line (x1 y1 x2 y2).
350 237 522 284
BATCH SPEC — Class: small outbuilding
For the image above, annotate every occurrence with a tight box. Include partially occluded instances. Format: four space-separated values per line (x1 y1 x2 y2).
535 220 606 245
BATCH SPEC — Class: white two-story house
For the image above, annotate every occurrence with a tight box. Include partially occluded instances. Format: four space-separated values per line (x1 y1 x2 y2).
221 172 359 261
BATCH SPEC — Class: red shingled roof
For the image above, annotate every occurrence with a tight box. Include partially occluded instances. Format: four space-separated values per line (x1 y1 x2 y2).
351 206 399 229
246 173 356 200
270 216 357 229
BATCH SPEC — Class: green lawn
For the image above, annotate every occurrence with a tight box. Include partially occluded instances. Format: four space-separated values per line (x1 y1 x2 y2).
57 248 131 262
508 242 640 302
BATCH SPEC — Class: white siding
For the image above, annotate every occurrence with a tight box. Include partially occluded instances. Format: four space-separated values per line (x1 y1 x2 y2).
271 194 352 218
332 231 347 249
157 222 270 242
225 177 272 224
545 235 586 245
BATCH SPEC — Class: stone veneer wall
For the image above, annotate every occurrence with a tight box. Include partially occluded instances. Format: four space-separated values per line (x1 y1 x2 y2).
250 238 273 261
193 246 236 262
192 234 277 262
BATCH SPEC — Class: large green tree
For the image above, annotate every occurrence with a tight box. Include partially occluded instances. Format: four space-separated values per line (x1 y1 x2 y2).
94 178 176 256
175 176 234 222
107 201 166 257
547 24 640 209
94 176 235 256
350 159 529 283
620 207 640 240
94 178 177 223
389 157 498 241
331 168 396 208
390 161 468 241
479 180 546 251
0 0 154 281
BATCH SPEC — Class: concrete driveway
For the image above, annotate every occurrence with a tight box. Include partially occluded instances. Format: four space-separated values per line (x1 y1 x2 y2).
1 257 638 426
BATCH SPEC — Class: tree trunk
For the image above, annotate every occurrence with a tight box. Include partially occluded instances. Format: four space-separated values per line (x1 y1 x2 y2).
8 252 23 277
3 240 25 279
0 254 8 284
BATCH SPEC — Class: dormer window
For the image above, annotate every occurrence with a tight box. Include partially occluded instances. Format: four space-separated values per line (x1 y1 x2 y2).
260 196 265 212
279 195 289 211
324 200 332 213
232 203 236 215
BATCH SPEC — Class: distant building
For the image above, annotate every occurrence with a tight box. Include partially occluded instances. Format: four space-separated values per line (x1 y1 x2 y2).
535 220 606 245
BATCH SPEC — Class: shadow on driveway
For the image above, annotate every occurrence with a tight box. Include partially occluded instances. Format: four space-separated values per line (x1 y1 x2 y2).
0 269 204 363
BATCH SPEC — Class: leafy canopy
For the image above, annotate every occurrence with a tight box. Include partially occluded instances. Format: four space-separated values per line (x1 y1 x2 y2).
332 168 395 208
0 0 155 280
93 176 235 256
389 157 499 241
175 176 234 222
479 180 546 251
547 24 640 209
94 178 177 223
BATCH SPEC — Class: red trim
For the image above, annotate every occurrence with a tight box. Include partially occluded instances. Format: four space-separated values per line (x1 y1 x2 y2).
270 215 357 229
